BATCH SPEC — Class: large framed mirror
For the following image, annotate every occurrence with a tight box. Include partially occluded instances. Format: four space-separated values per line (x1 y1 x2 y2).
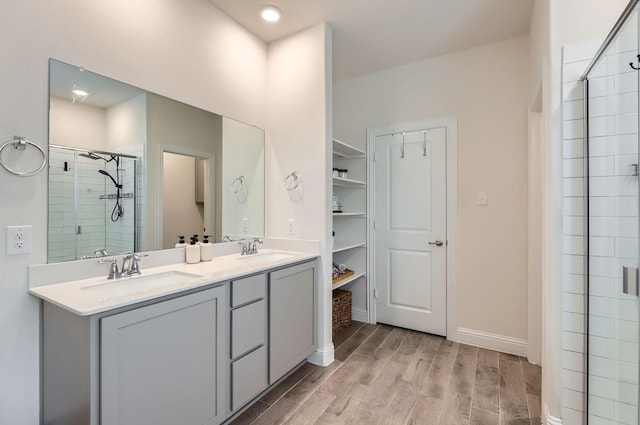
47 59 265 263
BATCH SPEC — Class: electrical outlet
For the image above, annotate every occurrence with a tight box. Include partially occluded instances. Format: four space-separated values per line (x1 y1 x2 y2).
242 218 249 233
7 225 32 255
288 219 296 234
476 191 488 206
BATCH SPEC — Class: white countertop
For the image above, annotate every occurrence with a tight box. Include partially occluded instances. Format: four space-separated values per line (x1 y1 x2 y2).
29 249 317 316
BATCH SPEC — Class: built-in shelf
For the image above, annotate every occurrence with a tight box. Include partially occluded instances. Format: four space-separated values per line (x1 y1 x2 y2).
333 138 366 159
333 176 366 187
332 241 366 253
333 212 366 217
332 272 366 290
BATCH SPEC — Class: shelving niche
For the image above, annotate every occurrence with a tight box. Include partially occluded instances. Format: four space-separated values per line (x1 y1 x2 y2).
331 138 368 322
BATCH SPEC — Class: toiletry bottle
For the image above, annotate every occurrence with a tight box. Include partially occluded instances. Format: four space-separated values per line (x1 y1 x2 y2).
200 235 213 262
175 235 187 248
193 234 200 245
186 237 201 264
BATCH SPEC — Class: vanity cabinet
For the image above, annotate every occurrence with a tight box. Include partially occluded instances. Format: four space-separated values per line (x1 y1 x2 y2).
269 260 317 383
42 286 227 425
101 287 226 425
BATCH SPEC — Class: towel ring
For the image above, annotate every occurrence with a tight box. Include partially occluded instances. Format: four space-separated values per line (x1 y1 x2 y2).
0 136 47 177
284 171 301 191
231 176 246 193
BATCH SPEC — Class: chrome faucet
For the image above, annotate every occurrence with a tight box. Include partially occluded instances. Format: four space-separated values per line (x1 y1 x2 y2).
238 238 263 255
121 253 143 277
99 253 145 279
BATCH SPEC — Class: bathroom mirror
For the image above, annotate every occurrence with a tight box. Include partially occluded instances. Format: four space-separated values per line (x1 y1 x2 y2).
47 59 265 263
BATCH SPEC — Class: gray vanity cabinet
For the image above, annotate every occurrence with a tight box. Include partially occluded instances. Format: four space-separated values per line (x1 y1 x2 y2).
101 286 226 425
269 260 317 383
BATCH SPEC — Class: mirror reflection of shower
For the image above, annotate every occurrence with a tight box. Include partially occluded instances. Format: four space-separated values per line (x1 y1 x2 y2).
79 152 126 222
48 145 138 262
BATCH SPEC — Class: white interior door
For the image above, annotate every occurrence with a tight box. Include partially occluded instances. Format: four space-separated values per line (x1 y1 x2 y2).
374 127 447 335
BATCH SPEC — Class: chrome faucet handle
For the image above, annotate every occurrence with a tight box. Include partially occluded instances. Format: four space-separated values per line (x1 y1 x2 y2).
98 258 119 279
128 253 143 276
249 238 263 254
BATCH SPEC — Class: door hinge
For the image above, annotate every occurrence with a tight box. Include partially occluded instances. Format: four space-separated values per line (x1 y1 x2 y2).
373 289 378 298
373 220 376 230
373 152 377 163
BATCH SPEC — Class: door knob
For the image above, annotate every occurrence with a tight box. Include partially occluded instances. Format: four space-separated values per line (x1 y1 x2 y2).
428 240 444 247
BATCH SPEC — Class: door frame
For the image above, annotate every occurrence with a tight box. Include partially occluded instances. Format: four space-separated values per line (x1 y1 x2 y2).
367 117 458 339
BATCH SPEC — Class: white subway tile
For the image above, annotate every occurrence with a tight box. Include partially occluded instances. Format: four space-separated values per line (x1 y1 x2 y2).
563 331 586 352
565 99 585 120
565 119 585 140
618 381 638 405
588 156 615 177
615 72 638 95
564 273 586 294
589 96 609 118
564 138 585 159
589 355 615 379
615 401 638 425
564 293 586 314
589 76 614 98
589 236 615 257
616 320 639 343
564 369 585 392
589 116 615 138
562 216 586 236
563 312 586 333
589 276 616 297
615 113 638 135
618 361 639 385
616 196 638 217
564 177 585 197
564 158 585 178
615 237 638 259
588 374 617 399
614 154 639 176
563 408 585 425
563 388 584 410
565 197 586 216
588 395 615 420
565 255 586 274
589 197 615 217
590 316 615 338
564 235 586 255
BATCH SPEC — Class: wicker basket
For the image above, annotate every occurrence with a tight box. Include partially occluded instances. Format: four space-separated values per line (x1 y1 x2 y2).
332 289 352 335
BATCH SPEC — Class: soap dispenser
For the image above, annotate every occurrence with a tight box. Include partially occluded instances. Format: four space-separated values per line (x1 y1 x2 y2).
175 235 187 248
186 237 201 264
200 235 213 262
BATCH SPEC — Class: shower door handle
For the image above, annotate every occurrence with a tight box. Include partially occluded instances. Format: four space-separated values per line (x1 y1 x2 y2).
428 240 444 247
623 266 639 297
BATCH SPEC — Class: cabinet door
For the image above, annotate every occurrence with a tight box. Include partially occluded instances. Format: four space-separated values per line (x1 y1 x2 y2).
101 287 226 425
269 261 317 383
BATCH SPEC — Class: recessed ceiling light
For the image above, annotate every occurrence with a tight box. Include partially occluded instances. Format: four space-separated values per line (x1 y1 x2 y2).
260 5 281 22
72 84 91 103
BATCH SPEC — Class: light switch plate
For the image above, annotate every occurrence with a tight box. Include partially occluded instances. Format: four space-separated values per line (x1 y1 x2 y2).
288 219 296 234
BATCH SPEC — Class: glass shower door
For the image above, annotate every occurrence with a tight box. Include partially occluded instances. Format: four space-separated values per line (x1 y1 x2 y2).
585 6 640 424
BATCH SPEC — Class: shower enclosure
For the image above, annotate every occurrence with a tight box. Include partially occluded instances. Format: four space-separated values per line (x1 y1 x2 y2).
48 145 137 262
582 2 640 423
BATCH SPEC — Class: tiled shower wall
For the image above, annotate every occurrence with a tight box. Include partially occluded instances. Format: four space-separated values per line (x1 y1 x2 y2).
562 32 639 425
48 147 137 262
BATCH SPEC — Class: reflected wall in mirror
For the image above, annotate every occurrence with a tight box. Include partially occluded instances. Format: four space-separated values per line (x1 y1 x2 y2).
48 59 265 263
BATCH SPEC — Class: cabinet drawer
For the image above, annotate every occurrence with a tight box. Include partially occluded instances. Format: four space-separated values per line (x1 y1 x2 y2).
231 274 266 307
231 346 267 412
231 299 266 359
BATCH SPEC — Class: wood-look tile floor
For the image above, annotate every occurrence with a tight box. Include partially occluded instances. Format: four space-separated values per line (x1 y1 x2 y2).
230 322 541 425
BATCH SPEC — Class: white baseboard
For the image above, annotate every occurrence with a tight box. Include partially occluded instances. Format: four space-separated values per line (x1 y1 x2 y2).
351 308 368 323
456 327 528 357
544 404 562 425
307 344 334 367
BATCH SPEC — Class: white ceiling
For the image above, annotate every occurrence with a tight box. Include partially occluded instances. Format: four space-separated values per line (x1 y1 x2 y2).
208 0 535 80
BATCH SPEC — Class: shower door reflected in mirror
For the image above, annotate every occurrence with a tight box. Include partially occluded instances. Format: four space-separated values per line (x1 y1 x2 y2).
48 146 137 262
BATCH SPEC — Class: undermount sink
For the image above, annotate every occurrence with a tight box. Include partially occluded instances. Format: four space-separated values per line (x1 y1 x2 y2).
237 251 295 263
82 271 203 299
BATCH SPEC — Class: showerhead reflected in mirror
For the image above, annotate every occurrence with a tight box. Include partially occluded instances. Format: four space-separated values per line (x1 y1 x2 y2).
47 59 265 263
